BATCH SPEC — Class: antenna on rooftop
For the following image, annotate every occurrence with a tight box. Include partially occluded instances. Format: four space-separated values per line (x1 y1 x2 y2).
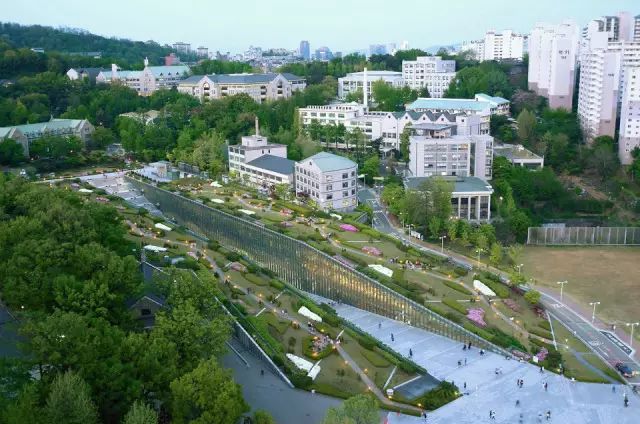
255 116 260 136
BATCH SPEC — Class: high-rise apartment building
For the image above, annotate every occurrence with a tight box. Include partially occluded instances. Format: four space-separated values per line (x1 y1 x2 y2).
402 56 456 98
483 30 527 61
299 40 310 60
619 66 640 164
528 21 580 110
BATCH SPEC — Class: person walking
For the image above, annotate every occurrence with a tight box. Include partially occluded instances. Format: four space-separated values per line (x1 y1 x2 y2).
409 348 413 357
546 410 551 421
464 358 467 366
544 382 548 392
260 369 264 376
391 333 394 342
612 385 616 393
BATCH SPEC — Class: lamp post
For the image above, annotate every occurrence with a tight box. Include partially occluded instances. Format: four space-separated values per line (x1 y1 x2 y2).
439 235 447 253
516 263 524 275
625 322 639 348
557 281 568 301
589 301 601 324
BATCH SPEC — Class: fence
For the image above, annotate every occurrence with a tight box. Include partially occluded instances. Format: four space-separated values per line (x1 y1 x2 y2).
127 176 510 356
527 226 640 246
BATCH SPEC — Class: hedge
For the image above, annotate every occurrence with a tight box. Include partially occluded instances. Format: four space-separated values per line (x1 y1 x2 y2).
528 327 553 341
443 280 472 295
269 279 285 290
539 321 551 331
361 349 391 368
442 298 468 315
245 273 268 286
309 382 352 399
479 278 509 298
418 381 460 410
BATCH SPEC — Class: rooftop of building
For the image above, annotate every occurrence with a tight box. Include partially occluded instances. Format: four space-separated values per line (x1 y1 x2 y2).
405 176 493 194
145 65 191 77
475 93 510 105
407 98 494 112
342 70 403 77
180 72 304 85
246 154 295 175
299 152 357 172
0 118 88 135
99 70 143 79
391 110 464 121
410 123 456 131
494 143 543 160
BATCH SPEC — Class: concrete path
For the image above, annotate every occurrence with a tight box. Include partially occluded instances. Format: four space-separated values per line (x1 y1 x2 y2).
310 298 640 424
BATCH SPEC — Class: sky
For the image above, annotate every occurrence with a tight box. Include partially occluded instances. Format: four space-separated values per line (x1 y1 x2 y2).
3 0 639 54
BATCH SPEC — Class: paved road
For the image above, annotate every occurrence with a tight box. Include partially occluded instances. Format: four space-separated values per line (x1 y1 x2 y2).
542 292 640 385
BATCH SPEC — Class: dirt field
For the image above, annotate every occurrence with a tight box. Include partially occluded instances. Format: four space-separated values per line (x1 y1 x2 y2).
521 246 640 326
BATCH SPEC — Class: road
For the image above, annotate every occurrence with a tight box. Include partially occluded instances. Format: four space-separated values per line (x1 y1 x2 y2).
542 292 640 385
360 186 640 388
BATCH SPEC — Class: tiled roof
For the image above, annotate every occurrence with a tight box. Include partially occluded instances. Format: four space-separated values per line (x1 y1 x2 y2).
246 154 295 175
146 65 190 77
301 152 357 172
475 93 510 105
99 70 143 79
179 73 304 86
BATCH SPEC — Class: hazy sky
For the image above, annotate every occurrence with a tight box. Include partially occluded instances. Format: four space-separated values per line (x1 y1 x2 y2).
4 0 639 54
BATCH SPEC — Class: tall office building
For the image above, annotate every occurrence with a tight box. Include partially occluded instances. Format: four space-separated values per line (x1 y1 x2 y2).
299 40 310 60
528 21 580 110
369 44 387 56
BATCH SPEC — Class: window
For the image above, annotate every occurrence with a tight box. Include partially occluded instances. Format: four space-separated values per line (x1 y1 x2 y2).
326 194 333 200
342 173 348 179
342 182 348 188
343 191 349 197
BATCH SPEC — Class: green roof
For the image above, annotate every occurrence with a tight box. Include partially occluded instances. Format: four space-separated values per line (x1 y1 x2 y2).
146 65 190 77
405 176 493 194
407 98 490 112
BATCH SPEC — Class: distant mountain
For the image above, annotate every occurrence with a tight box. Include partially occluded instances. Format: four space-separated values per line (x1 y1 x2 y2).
0 22 190 66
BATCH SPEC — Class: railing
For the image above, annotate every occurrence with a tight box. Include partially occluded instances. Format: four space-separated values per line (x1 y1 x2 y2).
127 175 510 356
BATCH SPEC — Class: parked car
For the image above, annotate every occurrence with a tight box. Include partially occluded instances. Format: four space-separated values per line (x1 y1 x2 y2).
615 362 636 378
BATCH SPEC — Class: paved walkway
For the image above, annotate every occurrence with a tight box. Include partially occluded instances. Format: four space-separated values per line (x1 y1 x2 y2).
310 297 640 424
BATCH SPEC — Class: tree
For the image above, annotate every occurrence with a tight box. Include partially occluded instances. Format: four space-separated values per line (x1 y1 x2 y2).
361 155 380 184
322 394 379 424
0 139 25 165
344 88 364 103
517 109 537 145
90 126 116 149
274 183 290 200
506 244 523 265
170 358 248 424
44 371 98 424
2 383 43 424
588 137 619 181
489 242 503 265
399 126 411 165
630 147 640 181
524 290 541 305
253 410 276 424
123 401 158 424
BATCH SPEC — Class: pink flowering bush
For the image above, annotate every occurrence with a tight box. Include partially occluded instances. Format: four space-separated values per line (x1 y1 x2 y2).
362 246 382 256
467 308 487 327
504 299 521 313
535 347 548 362
339 224 358 232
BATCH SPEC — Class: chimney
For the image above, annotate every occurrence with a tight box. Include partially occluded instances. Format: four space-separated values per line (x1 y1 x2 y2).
144 57 149 67
255 116 260 136
363 67 368 109
111 63 118 80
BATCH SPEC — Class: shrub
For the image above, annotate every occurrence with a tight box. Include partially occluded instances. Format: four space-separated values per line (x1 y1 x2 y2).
442 298 468 315
539 321 551 331
443 280 472 295
524 290 541 305
453 267 469 277
225 251 242 262
269 279 285 290
302 336 335 360
397 359 420 374
419 381 459 410
289 372 313 389
478 277 510 298
527 327 553 341
207 240 220 251
356 334 378 351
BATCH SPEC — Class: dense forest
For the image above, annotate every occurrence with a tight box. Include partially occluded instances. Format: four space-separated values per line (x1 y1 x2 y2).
0 23 187 68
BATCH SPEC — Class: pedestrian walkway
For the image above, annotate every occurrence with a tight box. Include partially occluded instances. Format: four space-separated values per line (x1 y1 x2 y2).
310 297 640 424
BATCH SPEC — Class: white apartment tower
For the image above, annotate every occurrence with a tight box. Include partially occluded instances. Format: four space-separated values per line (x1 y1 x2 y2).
484 30 527 61
402 56 456 98
619 66 640 164
528 21 580 110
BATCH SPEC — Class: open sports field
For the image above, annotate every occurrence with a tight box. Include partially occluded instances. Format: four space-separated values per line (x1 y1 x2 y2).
521 246 640 327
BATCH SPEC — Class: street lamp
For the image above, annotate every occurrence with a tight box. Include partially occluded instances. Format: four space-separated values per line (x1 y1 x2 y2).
516 264 524 275
439 235 447 253
589 301 601 324
557 281 568 301
625 322 639 348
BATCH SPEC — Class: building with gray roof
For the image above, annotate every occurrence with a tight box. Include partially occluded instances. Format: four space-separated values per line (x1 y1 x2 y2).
295 152 358 212
0 118 94 156
178 73 305 103
96 62 190 96
405 176 493 222
66 67 104 83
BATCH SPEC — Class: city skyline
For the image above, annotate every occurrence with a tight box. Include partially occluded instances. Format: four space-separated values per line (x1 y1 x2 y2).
3 0 639 54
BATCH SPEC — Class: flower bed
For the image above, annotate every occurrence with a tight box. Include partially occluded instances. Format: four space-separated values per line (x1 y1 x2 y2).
535 347 548 362
362 246 382 256
339 223 358 232
503 298 521 313
467 308 487 327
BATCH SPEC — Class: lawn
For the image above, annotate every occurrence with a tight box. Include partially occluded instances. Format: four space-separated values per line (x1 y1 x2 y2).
521 245 640 343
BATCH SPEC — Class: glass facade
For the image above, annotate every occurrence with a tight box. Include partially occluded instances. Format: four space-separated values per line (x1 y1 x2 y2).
128 177 507 354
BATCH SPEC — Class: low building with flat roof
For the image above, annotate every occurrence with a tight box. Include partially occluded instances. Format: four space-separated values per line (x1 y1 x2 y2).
244 154 295 188
494 143 544 169
405 176 493 222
